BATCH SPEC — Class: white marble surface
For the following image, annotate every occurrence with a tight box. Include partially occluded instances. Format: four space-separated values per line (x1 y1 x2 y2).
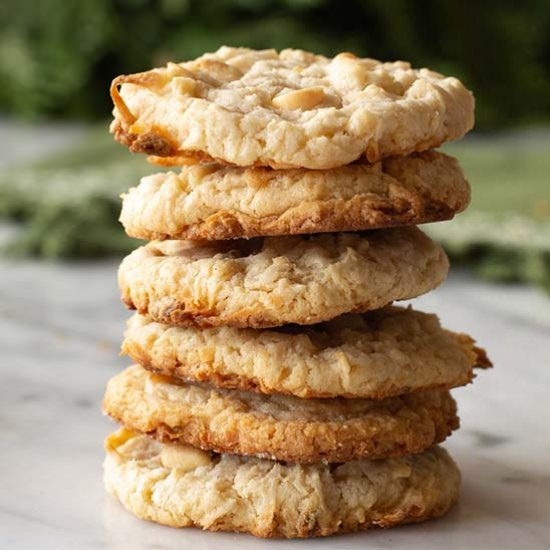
1 258 549 549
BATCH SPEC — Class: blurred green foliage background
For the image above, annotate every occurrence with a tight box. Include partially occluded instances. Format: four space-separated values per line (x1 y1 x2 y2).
1 0 549 129
0 0 549 291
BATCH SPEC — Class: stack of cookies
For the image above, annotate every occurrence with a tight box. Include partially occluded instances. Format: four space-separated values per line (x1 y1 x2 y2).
102 47 491 538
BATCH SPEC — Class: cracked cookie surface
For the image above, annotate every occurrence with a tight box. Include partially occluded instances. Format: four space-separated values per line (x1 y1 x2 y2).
118 227 449 328
104 429 460 538
111 46 473 169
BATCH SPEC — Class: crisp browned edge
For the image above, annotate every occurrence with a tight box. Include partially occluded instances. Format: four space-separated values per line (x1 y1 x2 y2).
121 294 402 329
113 123 458 168
105 412 459 465
103 377 460 464
122 200 459 241
121 328 490 399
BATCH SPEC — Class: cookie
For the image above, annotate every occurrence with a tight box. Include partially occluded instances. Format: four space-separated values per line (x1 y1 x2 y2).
103 364 459 463
104 428 460 538
123 306 490 400
120 151 470 240
110 46 474 169
118 227 449 328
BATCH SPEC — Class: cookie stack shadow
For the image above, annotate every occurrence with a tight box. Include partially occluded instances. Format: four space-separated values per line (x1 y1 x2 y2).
102 47 491 538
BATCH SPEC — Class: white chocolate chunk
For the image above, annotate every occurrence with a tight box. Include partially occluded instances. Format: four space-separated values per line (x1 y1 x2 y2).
272 87 326 110
161 442 212 471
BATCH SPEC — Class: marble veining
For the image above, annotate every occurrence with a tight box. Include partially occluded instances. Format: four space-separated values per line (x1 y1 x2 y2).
1 260 549 550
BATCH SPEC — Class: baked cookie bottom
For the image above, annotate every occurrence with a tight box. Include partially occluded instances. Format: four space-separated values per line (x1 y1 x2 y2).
104 428 460 538
103 365 459 463
118 227 449 329
122 306 490 400
119 151 470 241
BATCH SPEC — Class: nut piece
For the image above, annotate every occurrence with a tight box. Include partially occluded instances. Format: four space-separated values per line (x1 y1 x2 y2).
272 87 326 110
160 442 212 471
105 427 136 452
191 59 243 83
166 62 195 79
105 428 162 461
171 76 196 95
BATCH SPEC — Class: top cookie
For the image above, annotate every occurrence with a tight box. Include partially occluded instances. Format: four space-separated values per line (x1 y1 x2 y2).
110 46 474 169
